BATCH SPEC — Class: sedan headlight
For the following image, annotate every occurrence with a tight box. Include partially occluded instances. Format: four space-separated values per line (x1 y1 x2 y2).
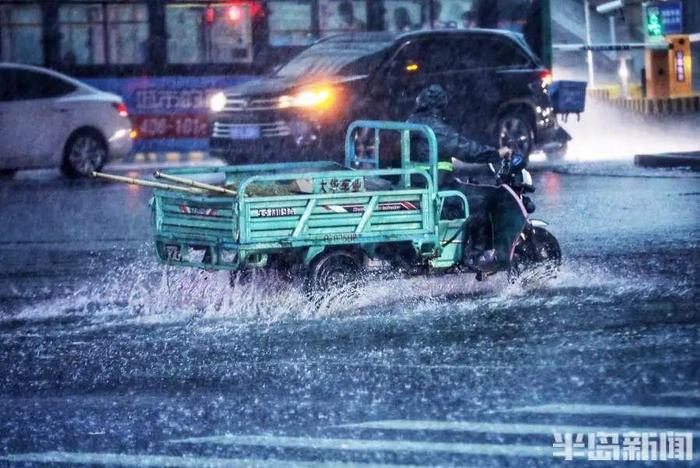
210 92 226 112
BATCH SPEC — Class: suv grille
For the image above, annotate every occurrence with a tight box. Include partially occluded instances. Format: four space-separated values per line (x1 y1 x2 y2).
224 95 280 112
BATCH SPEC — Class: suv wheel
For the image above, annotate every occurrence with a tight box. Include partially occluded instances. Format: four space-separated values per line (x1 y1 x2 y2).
62 130 107 177
497 113 534 161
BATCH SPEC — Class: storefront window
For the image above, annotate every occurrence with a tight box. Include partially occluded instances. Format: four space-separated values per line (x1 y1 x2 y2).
165 3 253 64
268 0 314 46
319 0 367 35
0 4 43 64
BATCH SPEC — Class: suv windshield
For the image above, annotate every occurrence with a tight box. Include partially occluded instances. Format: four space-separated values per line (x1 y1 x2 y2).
276 41 390 78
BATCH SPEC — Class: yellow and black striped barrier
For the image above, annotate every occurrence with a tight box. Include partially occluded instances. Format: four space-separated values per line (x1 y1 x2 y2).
587 85 644 101
610 95 700 115
587 86 700 115
110 151 209 165
587 87 614 101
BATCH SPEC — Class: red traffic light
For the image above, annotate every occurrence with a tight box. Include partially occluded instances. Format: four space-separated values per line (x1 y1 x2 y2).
227 5 242 21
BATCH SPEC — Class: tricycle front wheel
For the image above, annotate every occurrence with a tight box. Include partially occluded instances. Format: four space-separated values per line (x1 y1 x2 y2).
509 227 562 285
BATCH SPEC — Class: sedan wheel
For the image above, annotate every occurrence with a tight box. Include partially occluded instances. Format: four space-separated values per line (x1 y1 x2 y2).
497 113 534 159
63 133 106 177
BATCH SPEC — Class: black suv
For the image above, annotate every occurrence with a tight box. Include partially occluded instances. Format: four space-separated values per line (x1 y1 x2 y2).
209 29 570 164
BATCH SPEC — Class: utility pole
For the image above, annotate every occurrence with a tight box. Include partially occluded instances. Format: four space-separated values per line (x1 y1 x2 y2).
609 16 617 45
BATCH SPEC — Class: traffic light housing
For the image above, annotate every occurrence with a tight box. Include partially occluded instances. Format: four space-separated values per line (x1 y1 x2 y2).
645 6 663 39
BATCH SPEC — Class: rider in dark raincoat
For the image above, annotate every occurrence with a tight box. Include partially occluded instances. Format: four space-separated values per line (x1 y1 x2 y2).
406 84 511 183
406 84 512 269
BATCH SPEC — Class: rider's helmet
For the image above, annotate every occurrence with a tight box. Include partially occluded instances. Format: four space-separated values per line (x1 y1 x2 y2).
415 84 448 114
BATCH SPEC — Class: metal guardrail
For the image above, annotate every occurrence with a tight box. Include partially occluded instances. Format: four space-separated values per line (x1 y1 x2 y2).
552 42 665 52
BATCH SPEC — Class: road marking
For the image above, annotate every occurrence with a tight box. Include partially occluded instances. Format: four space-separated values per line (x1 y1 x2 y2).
503 404 700 419
657 390 700 399
169 434 552 458
337 420 688 435
0 452 403 467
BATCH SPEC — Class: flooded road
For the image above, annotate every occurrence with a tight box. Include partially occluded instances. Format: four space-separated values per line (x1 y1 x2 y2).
0 161 698 466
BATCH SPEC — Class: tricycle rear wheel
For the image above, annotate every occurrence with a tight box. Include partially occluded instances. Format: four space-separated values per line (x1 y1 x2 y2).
305 249 364 294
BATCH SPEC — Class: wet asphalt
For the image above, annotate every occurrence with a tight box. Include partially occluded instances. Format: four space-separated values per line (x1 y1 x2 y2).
0 160 698 466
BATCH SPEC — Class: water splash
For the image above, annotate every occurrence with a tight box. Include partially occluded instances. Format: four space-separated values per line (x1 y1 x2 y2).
6 250 690 330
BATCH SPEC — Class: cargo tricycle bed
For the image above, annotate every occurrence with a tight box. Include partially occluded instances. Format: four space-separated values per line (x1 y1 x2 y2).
150 120 469 290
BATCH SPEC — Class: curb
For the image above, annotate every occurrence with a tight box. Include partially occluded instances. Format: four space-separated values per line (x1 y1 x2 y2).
634 152 700 170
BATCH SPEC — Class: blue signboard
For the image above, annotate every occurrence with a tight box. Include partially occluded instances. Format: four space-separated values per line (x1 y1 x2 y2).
658 1 683 34
84 75 255 152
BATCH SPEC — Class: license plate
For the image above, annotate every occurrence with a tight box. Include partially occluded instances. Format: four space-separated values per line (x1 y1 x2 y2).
229 125 261 139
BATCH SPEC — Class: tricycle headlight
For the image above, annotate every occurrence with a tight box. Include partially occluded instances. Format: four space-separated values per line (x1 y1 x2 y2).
210 92 226 112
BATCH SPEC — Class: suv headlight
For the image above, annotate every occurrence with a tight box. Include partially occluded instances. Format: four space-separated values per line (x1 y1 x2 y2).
210 92 226 112
278 87 333 110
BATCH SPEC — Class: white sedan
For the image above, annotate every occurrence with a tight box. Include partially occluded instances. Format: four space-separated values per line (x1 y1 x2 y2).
0 63 133 177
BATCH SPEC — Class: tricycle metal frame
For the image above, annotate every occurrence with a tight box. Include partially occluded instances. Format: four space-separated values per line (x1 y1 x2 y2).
151 120 469 273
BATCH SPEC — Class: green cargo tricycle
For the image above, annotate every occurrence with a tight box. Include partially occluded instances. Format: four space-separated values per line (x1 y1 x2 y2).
95 120 561 292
